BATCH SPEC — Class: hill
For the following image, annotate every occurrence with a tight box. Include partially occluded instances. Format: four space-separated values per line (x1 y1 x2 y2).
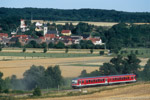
0 8 150 23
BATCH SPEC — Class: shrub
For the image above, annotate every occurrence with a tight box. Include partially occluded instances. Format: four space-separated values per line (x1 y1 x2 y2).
22 48 26 53
90 49 93 54
43 48 47 53
99 51 104 55
33 87 41 96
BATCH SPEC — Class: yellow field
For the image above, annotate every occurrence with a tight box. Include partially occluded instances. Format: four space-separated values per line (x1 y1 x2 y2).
0 55 148 79
0 56 110 78
31 20 150 27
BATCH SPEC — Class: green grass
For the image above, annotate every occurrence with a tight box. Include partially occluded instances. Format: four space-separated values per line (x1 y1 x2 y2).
0 52 99 58
118 48 150 58
69 64 101 67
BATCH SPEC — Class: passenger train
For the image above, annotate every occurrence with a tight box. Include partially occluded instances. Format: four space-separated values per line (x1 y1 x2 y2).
72 74 136 89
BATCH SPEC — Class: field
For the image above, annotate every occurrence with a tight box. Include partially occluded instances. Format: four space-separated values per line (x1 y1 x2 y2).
31 20 150 27
27 82 150 100
0 48 149 79
31 20 118 26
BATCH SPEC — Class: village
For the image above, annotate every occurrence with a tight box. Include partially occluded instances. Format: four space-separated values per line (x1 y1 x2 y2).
0 19 104 48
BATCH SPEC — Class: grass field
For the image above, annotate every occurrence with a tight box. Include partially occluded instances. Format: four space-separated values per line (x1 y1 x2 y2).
120 48 150 58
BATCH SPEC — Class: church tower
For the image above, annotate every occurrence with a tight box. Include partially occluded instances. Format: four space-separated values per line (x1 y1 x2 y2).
43 24 48 36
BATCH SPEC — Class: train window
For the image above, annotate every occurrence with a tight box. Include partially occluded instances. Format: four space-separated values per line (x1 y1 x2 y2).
98 79 100 82
96 80 98 82
82 80 84 83
131 77 133 79
89 80 91 83
86 80 88 83
122 77 124 80
103 79 104 81
79 80 81 84
115 78 117 80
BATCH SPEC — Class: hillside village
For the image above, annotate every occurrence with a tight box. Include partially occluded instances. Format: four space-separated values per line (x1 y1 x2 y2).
0 19 104 48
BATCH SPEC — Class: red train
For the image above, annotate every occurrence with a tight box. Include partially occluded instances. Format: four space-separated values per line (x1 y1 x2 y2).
72 74 136 89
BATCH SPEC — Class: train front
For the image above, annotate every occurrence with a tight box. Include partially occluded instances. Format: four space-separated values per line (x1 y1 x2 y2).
71 79 78 89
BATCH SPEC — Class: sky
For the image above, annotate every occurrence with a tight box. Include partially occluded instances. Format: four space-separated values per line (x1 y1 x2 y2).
0 0 150 12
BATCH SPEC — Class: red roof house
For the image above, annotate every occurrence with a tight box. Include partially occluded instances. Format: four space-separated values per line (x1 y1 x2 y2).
0 33 8 38
61 30 72 36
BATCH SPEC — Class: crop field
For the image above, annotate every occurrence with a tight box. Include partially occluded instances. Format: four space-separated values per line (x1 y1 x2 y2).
31 20 118 26
0 48 149 79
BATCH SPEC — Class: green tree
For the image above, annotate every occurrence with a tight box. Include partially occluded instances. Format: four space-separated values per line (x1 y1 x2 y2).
55 41 65 49
65 48 69 53
124 54 141 74
0 72 3 93
43 48 47 53
99 51 104 55
22 48 26 53
23 65 45 90
0 47 2 52
143 59 150 80
90 49 93 54
33 87 41 96
48 42 54 48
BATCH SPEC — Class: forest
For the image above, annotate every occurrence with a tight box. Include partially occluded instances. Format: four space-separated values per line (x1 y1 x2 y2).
0 8 150 23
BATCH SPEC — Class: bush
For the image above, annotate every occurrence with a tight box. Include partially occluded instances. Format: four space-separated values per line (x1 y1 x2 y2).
43 48 47 53
90 49 93 54
65 48 69 53
33 87 41 96
99 51 104 55
135 50 139 55
22 48 26 53
0 47 2 52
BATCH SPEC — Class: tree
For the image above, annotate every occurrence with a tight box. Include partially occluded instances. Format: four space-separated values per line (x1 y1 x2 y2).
55 41 65 49
90 49 93 54
65 48 68 53
100 63 118 75
23 65 45 90
99 51 104 55
48 42 54 48
33 87 41 96
22 48 26 53
43 48 47 53
0 47 2 52
124 54 141 74
143 59 150 80
0 72 3 93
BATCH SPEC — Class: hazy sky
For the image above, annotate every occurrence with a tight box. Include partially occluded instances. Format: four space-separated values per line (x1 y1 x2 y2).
0 0 150 12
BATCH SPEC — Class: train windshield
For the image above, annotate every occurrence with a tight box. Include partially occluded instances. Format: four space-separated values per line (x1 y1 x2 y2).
72 80 77 84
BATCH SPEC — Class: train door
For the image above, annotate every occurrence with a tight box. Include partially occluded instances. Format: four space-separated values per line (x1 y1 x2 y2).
79 80 81 86
105 78 108 84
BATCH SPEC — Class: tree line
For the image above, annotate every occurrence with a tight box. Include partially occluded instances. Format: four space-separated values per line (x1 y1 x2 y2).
0 65 63 92
80 54 150 81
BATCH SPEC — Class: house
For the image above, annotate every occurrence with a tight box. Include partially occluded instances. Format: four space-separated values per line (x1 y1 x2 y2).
16 35 29 45
0 33 8 38
62 40 73 46
88 37 103 45
61 30 72 36
0 38 10 46
71 36 83 44
45 34 56 40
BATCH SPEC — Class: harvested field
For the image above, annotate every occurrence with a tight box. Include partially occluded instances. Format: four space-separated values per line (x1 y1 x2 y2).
0 56 148 79
28 83 150 100
0 56 111 78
